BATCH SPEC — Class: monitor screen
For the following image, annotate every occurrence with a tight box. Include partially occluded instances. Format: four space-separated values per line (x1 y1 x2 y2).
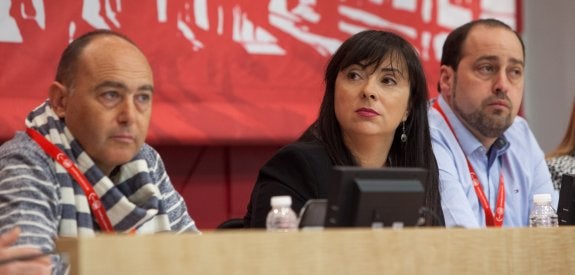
558 174 575 225
324 166 427 228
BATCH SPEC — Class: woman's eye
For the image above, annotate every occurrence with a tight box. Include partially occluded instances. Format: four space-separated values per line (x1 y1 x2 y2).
347 71 362 80
381 76 397 85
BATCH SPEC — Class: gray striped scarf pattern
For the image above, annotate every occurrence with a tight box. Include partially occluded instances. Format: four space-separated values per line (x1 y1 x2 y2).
24 100 195 235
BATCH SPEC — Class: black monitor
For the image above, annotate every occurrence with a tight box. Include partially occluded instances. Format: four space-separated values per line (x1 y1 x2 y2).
558 174 575 225
324 166 427 228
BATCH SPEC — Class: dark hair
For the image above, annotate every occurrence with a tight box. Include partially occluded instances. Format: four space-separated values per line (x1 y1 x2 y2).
299 30 443 226
441 18 525 71
55 29 137 88
438 19 525 93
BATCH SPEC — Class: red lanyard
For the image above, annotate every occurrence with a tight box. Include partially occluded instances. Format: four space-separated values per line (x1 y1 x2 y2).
433 101 505 227
26 128 115 232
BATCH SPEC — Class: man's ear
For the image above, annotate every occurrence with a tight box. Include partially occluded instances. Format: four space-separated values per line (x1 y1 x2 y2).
49 82 69 118
439 65 455 98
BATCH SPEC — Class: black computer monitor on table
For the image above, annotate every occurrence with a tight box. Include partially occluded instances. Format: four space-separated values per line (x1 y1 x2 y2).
324 166 427 228
558 174 575 225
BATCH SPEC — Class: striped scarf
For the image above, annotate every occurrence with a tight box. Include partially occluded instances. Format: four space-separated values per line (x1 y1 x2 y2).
25 100 190 235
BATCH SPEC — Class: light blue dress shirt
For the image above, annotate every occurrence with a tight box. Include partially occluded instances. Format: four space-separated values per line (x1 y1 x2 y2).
428 96 558 228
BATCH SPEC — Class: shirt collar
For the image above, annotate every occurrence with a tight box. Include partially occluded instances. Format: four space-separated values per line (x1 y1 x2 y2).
486 136 510 169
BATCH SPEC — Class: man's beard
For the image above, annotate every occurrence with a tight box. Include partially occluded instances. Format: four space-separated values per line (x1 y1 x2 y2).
452 78 514 138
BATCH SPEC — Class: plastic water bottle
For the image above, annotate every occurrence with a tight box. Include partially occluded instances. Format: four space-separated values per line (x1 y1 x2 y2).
529 193 559 227
266 196 298 232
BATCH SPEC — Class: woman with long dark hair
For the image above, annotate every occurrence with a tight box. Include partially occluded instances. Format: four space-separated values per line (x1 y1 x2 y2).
244 30 443 227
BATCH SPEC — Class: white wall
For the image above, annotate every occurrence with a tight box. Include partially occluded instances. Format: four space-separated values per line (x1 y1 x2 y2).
523 1 575 153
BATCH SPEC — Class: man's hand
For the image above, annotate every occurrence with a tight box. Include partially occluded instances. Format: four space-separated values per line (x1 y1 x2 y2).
0 227 52 274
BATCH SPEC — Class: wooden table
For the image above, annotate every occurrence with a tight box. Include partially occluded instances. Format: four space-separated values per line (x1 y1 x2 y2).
56 227 574 275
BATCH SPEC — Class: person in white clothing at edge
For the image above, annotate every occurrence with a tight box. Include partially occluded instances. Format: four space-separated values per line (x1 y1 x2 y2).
428 18 557 228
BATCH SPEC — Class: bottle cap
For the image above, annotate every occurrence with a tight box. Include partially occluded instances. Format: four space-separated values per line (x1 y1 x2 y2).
271 196 292 207
533 193 552 204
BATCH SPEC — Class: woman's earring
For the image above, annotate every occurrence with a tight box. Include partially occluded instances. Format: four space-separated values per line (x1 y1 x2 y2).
400 120 407 143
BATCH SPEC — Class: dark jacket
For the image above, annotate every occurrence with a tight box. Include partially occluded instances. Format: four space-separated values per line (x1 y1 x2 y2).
244 140 333 228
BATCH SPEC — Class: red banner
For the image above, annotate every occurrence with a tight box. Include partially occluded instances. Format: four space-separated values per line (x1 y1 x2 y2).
0 0 518 145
